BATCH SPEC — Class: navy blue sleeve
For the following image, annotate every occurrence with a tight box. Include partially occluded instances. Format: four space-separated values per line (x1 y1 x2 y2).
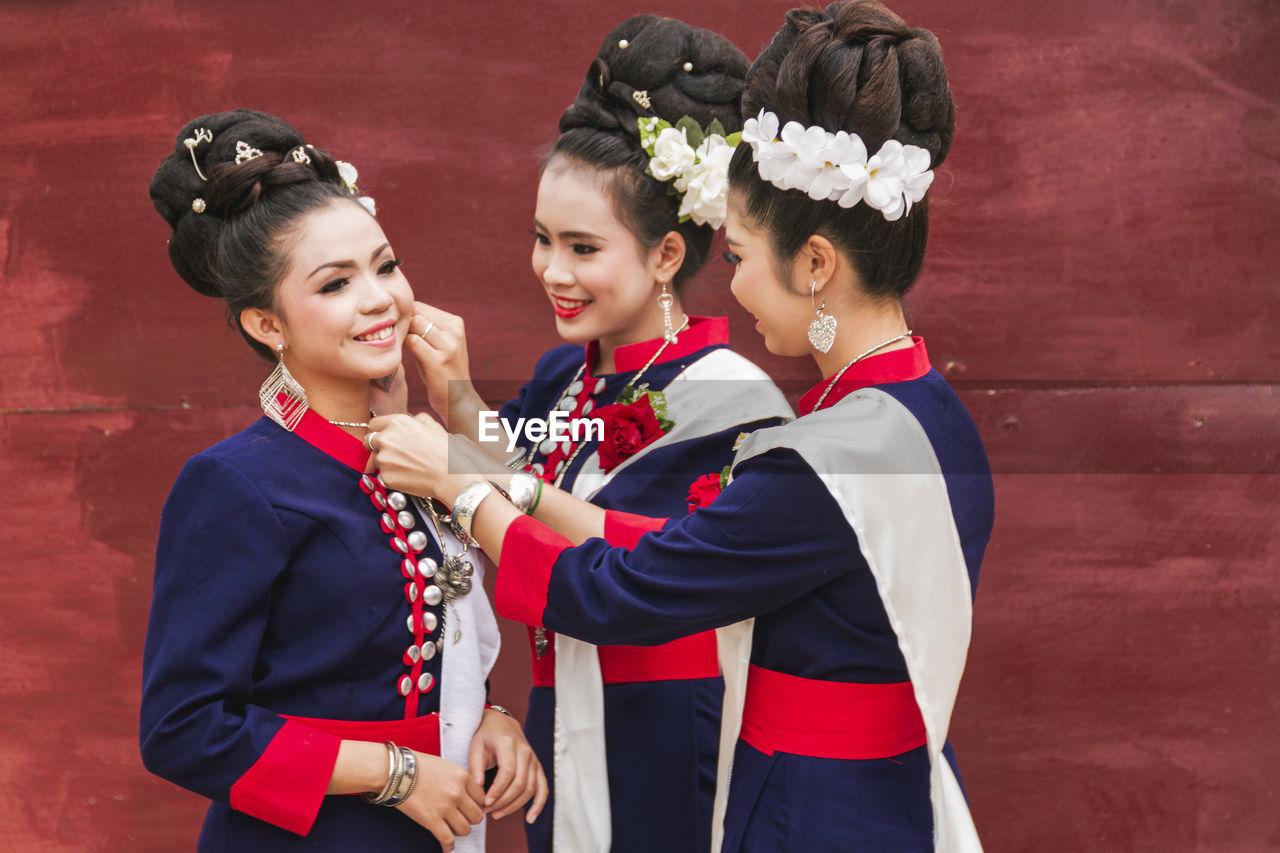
139 454 303 802
541 449 860 646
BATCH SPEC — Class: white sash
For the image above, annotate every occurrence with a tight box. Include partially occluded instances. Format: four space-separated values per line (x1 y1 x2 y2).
713 389 982 853
432 523 502 853
553 348 793 852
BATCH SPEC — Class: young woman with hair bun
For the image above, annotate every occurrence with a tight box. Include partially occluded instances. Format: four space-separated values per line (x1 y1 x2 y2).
383 15 792 852
372 2 992 850
139 108 546 853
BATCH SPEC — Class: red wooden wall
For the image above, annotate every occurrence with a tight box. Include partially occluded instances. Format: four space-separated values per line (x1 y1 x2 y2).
1 1 1276 850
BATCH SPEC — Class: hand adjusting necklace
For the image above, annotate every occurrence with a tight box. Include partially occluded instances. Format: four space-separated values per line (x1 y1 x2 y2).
812 330 913 411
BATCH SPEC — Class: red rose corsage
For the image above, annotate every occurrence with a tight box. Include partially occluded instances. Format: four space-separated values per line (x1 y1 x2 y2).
592 386 674 473
687 465 732 513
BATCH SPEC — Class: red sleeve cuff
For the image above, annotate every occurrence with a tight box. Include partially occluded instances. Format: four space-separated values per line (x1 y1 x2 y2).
228 719 342 836
496 515 573 627
603 510 669 549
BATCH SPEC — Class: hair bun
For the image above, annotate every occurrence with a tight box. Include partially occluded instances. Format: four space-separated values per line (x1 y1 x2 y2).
559 14 750 139
746 0 954 166
150 109 343 297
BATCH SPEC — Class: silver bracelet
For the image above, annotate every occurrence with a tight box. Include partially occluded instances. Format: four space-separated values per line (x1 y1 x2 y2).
383 746 418 807
361 740 403 805
450 481 493 546
486 704 513 717
504 449 530 471
505 471 539 515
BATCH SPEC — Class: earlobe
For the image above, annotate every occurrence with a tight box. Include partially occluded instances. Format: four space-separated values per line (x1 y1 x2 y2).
240 308 284 351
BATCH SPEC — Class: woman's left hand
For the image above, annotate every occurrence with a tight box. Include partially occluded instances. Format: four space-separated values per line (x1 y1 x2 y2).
468 707 549 823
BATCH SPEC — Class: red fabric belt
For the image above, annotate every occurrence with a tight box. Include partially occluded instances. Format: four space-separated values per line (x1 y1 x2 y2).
739 665 926 759
529 629 720 687
282 712 442 757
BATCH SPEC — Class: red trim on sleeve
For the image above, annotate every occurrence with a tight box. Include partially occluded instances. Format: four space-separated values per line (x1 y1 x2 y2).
603 510 669 549
496 515 573 627
228 718 342 836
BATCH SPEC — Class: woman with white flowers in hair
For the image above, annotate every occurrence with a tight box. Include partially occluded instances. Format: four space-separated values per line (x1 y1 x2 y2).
389 15 792 853
371 2 992 850
139 109 547 853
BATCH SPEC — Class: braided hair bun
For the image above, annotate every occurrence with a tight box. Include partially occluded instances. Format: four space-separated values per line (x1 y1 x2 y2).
548 16 750 290
729 1 956 299
561 14 749 139
150 109 361 358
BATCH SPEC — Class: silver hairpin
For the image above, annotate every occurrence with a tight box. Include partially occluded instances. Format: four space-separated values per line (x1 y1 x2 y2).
234 140 264 165
183 128 212 181
291 146 312 165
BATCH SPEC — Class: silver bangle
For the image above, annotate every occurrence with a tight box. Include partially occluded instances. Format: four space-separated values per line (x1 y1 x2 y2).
362 740 403 805
505 471 539 514
487 704 513 717
450 481 493 546
383 746 418 807
504 449 530 471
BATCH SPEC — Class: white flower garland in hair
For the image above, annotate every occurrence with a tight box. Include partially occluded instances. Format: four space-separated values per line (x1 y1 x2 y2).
336 159 378 216
638 116 741 230
741 110 933 221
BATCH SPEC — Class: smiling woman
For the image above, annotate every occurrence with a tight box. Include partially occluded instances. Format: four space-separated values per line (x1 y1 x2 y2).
139 109 546 853
381 14 794 853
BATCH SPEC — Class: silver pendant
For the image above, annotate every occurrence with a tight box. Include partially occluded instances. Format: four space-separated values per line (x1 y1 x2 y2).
436 554 474 605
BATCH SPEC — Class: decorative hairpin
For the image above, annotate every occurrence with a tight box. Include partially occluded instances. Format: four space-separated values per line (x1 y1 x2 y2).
234 140 264 165
632 89 652 110
290 146 312 165
183 128 212 181
191 198 207 214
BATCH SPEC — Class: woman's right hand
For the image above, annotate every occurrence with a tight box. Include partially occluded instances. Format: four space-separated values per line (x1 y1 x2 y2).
406 302 484 433
395 751 487 852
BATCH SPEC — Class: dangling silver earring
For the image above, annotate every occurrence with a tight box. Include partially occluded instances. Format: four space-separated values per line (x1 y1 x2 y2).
807 280 837 354
658 280 678 343
260 343 309 431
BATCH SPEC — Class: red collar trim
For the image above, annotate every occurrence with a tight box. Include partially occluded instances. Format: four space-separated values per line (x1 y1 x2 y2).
798 337 931 415
291 407 371 472
585 316 729 375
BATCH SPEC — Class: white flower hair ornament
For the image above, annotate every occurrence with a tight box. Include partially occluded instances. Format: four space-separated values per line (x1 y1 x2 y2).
741 110 934 221
335 159 378 217
638 116 741 230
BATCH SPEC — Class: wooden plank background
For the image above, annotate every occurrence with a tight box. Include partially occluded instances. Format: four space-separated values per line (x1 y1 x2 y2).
1 0 1276 850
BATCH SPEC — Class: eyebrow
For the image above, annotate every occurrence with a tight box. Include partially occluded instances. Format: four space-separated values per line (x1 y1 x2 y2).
725 235 741 247
307 242 392 279
532 220 605 242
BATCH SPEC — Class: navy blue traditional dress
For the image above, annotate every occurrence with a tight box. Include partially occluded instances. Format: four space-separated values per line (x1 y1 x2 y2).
496 339 994 853
499 316 792 853
140 409 500 853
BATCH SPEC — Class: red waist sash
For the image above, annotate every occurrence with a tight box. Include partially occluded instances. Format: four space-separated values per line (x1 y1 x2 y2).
283 712 441 757
739 665 926 759
529 629 720 687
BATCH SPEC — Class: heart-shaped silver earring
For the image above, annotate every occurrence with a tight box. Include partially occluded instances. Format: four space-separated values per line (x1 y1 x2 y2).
807 280 837 353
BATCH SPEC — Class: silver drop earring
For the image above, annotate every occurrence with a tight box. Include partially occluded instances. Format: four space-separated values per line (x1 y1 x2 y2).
658 280 679 343
807 280 837 354
259 343 310 431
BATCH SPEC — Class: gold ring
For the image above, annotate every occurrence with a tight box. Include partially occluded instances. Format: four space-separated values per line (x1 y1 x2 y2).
420 321 435 340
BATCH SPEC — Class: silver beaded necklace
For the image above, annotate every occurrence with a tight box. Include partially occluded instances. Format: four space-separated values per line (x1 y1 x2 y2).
812 331 913 411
